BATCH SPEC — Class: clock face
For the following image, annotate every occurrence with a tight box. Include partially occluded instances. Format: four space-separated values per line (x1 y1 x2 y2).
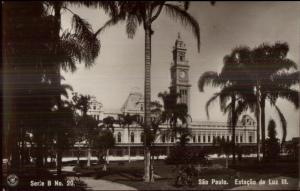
179 71 186 79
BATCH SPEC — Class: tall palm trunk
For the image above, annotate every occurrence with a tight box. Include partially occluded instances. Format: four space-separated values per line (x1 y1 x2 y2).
53 2 63 175
87 146 91 167
231 95 236 165
143 23 152 182
256 84 261 162
260 98 266 159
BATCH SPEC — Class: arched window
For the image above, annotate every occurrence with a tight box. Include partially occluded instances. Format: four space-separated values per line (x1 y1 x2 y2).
117 132 122 143
140 132 144 143
131 132 135 143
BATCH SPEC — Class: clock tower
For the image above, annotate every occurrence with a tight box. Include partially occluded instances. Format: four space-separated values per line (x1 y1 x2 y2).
170 33 191 113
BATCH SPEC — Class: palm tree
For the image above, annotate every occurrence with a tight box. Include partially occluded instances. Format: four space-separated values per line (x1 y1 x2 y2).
198 47 254 165
231 43 299 160
158 91 191 152
3 1 103 169
118 113 136 163
96 2 201 182
102 116 116 133
72 93 100 168
200 43 299 162
249 43 299 157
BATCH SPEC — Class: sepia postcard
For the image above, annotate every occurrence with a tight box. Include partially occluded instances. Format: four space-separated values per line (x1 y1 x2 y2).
2 1 300 190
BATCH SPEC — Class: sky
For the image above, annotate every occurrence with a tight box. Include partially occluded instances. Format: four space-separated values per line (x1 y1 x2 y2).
61 2 300 141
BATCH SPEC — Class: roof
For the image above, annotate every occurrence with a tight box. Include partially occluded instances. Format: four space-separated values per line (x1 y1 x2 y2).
120 92 144 113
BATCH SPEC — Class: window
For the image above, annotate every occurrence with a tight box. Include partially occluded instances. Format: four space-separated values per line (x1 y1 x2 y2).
179 55 184 61
116 149 122 156
171 136 174 143
227 136 230 142
240 136 243 143
208 136 211 143
140 133 144 143
161 134 165 143
141 104 143 111
131 132 135 143
193 135 196 143
203 135 206 143
249 136 252 143
198 135 201 143
236 136 238 143
117 132 122 143
93 106 96 110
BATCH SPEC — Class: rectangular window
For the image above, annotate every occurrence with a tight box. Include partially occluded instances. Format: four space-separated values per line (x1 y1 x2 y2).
193 136 196 143
236 136 238 143
249 136 252 143
227 136 229 142
203 135 206 143
240 136 243 143
198 135 201 143
208 136 211 143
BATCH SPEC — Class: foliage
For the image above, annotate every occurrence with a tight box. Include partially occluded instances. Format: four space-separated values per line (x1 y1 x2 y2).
72 93 92 116
198 42 299 162
158 91 191 146
93 129 115 150
265 119 280 160
95 1 202 181
165 146 209 165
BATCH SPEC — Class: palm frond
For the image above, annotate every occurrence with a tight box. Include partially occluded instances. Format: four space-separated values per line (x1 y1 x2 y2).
198 71 223 91
95 14 126 36
205 93 220 119
272 71 300 87
126 14 139 39
276 88 299 108
163 3 200 52
71 14 100 66
68 1 118 18
274 104 287 144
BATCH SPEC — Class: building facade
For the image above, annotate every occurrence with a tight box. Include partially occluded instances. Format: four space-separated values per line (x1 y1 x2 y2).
81 34 257 158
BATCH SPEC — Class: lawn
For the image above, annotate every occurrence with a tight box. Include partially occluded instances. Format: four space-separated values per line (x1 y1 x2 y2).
74 158 299 190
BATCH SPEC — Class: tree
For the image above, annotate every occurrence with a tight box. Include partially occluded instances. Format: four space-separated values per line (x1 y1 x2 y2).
3 1 102 170
102 116 116 133
96 1 201 182
118 113 138 163
3 1 54 169
213 137 231 168
50 101 76 175
72 93 98 168
93 129 115 171
198 47 255 165
158 91 191 147
199 43 299 163
233 43 299 160
265 119 280 160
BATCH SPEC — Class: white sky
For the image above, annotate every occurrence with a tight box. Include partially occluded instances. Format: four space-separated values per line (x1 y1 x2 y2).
62 2 300 141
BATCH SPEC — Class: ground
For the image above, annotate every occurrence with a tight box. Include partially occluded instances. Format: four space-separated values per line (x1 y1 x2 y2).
3 158 298 190
71 158 299 190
